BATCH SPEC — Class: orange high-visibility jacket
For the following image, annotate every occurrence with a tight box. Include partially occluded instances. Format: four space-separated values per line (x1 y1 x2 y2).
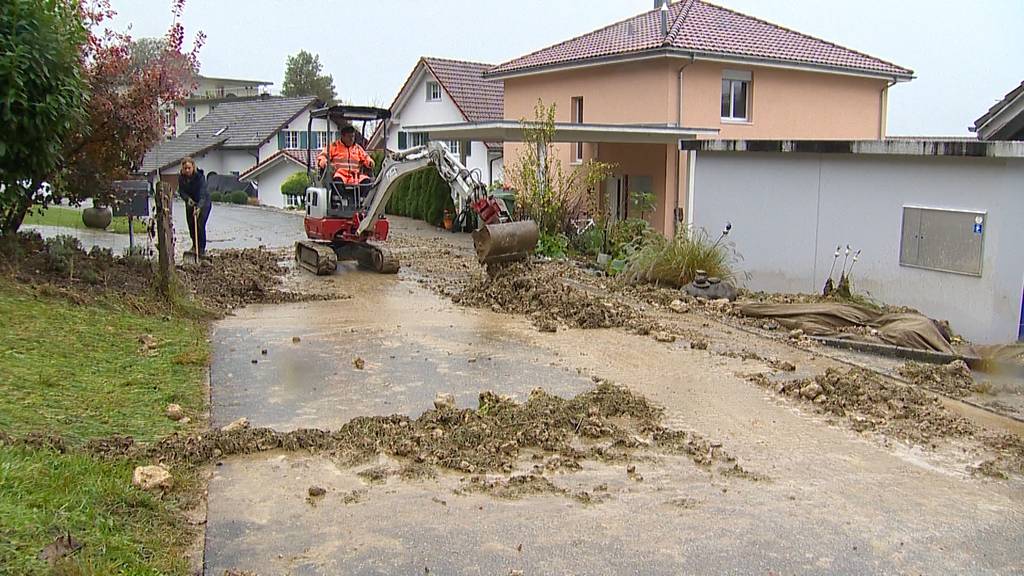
318 141 374 185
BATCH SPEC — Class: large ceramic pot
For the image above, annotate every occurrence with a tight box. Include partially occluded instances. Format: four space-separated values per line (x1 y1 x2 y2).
82 206 112 230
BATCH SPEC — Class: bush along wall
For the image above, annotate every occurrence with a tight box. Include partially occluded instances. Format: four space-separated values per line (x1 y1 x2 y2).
384 167 454 227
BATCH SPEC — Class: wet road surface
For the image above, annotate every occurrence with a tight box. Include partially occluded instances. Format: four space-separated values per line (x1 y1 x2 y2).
204 250 1024 575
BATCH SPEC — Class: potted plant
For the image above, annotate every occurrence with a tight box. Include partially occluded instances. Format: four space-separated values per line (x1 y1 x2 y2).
82 195 112 230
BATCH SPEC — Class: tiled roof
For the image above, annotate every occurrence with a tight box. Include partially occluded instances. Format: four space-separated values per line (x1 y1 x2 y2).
489 0 912 78
238 148 312 181
141 95 318 173
421 57 504 122
137 134 228 174
972 80 1024 137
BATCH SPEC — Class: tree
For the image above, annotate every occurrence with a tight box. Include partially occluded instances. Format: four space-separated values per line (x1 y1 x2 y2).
281 50 336 103
62 0 203 205
509 100 613 238
0 0 89 235
0 0 204 235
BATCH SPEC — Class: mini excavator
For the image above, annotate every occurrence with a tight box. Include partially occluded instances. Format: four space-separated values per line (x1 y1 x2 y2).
295 105 539 275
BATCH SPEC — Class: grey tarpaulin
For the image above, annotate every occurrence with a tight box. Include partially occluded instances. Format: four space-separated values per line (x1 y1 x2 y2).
739 302 955 354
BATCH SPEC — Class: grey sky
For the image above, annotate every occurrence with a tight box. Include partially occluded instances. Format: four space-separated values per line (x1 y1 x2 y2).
108 0 1023 136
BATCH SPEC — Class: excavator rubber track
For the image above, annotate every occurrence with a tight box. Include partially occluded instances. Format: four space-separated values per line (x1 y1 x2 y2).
295 241 338 276
356 242 400 274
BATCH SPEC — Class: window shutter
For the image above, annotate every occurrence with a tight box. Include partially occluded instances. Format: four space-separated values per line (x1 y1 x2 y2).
465 141 471 157
398 131 407 149
299 131 307 149
277 132 286 149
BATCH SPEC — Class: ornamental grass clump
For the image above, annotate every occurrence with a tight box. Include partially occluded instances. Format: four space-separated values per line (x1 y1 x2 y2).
622 226 744 287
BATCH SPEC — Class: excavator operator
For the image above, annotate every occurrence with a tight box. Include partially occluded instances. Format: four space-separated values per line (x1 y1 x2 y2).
317 124 375 188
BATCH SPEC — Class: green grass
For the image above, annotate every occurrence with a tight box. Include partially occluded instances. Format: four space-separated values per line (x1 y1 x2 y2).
0 445 195 575
23 206 146 235
0 286 208 442
0 282 209 574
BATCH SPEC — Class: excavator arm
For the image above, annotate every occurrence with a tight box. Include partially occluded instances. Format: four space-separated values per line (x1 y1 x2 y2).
356 142 490 235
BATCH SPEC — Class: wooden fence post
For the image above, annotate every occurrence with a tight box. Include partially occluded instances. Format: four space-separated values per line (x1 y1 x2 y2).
153 176 175 295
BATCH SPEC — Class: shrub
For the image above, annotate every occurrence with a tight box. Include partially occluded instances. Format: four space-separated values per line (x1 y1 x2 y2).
228 190 249 205
508 101 614 236
571 226 605 257
44 234 83 276
281 171 311 198
621 226 744 287
536 232 569 259
209 191 224 203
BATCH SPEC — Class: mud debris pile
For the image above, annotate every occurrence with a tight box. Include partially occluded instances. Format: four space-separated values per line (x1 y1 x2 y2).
178 248 319 311
749 367 1024 476
20 382 746 479
897 360 979 398
454 261 648 331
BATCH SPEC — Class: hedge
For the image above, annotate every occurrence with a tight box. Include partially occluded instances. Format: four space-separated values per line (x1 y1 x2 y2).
384 167 454 227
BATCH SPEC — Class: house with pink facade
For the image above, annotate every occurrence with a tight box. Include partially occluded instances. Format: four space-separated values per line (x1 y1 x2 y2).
413 0 913 236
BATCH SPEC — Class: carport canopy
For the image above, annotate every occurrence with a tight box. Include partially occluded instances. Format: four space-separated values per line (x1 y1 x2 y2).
401 121 718 144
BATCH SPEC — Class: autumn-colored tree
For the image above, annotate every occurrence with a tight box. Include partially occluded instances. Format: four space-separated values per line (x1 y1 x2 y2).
0 0 204 234
62 0 204 205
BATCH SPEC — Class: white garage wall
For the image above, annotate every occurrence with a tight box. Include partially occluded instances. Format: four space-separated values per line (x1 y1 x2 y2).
691 151 1024 343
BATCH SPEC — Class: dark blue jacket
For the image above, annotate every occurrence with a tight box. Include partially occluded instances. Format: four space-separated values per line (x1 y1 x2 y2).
178 169 210 207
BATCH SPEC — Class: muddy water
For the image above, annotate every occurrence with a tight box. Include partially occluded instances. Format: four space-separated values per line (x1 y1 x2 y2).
211 270 594 430
206 258 1024 575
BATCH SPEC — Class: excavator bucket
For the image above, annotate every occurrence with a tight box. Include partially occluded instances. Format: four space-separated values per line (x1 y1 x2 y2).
472 220 540 265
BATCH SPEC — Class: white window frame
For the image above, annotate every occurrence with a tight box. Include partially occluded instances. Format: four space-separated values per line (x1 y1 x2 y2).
571 96 584 164
185 106 197 124
285 131 299 149
426 81 442 102
444 140 460 155
721 70 751 123
409 132 429 147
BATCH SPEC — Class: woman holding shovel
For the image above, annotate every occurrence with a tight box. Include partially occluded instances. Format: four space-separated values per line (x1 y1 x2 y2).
177 156 211 260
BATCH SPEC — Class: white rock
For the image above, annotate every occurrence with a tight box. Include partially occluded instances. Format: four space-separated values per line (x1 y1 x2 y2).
434 393 456 410
132 465 172 492
165 404 184 421
220 417 250 432
668 300 689 314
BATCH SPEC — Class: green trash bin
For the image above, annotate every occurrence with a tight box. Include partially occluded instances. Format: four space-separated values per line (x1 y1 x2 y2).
491 189 516 217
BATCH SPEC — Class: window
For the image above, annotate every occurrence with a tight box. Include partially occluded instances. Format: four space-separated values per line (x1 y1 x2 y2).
185 106 197 124
900 206 985 276
426 81 441 102
284 131 299 148
571 96 584 163
443 140 460 155
721 70 751 121
162 109 174 128
409 132 429 147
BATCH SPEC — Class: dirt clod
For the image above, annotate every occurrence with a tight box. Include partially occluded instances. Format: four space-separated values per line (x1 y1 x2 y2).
654 331 676 343
308 486 326 497
691 339 709 350
353 357 365 370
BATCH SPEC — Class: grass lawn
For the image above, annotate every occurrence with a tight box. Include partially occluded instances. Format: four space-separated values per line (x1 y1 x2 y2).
23 206 146 235
0 446 196 575
0 282 209 574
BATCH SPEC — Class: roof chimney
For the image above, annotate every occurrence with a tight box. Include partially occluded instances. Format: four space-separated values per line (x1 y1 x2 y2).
660 1 669 35
654 0 667 8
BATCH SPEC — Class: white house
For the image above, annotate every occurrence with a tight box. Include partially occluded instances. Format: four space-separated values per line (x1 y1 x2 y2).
371 57 504 185
142 95 347 208
238 149 312 209
164 75 273 138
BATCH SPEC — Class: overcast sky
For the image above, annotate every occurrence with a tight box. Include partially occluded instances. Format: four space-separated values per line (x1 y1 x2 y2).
108 0 1023 136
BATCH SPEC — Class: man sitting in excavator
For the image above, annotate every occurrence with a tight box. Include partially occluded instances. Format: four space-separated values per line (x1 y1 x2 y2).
316 124 375 203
